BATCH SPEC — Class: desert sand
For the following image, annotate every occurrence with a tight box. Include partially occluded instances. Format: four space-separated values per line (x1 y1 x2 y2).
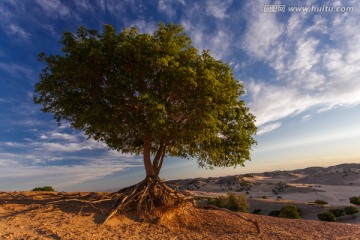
0 191 360 240
1 164 359 239
170 163 360 224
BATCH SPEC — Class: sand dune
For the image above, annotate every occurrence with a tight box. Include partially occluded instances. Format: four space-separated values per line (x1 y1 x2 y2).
0 191 360 239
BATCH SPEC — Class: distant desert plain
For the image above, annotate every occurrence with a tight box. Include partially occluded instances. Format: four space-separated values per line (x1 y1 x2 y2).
0 163 359 239
168 163 360 224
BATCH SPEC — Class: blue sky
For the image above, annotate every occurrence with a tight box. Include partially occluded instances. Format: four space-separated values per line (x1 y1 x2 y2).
1 0 360 191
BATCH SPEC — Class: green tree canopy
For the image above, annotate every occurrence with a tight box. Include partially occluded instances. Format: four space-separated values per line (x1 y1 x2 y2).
34 23 256 179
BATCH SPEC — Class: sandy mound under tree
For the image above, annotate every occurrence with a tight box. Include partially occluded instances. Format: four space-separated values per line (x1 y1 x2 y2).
0 191 359 239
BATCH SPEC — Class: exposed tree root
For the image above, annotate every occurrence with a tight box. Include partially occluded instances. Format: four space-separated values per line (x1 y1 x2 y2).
103 177 193 224
1 178 193 225
1 186 261 235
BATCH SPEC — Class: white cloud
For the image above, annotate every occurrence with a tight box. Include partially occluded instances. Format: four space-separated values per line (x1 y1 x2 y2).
97 0 106 11
180 7 234 59
73 0 93 11
301 115 311 122
36 0 70 18
3 142 23 147
18 119 46 126
257 122 282 135
241 0 360 130
205 0 233 19
290 37 320 73
36 142 91 152
130 19 157 34
158 0 175 17
50 132 78 142
0 160 142 190
0 62 34 79
8 24 30 41
241 2 284 60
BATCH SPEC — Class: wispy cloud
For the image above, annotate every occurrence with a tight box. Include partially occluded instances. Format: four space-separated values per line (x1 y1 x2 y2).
158 0 176 17
8 24 30 41
73 0 94 12
241 1 360 130
257 122 282 135
0 160 142 190
0 62 34 80
205 0 233 19
35 0 71 18
0 133 143 190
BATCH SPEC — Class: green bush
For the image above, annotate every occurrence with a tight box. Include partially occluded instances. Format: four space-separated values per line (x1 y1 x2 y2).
344 206 359 216
314 199 328 206
32 186 55 191
350 196 360 205
278 205 301 219
268 210 280 217
208 192 249 212
317 212 336 222
328 208 345 219
252 209 262 214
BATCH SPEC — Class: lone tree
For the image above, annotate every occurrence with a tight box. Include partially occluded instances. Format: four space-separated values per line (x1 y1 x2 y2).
34 23 256 220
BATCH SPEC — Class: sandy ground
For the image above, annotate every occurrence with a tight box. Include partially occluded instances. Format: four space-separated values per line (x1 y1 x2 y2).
176 169 360 224
1 191 360 240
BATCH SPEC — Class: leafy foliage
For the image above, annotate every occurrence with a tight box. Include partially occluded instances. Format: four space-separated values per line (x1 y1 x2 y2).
317 212 336 222
278 205 301 219
32 186 55 191
350 196 360 205
268 206 301 219
328 208 345 219
344 206 359 216
252 209 262 214
314 199 328 206
208 192 249 212
268 210 280 217
34 23 257 177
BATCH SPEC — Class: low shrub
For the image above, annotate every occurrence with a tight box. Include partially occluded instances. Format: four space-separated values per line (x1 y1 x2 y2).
32 186 55 191
278 205 301 219
328 208 345 219
344 206 359 217
350 196 360 206
252 209 262 214
317 212 336 222
208 192 249 212
268 210 280 217
314 199 328 206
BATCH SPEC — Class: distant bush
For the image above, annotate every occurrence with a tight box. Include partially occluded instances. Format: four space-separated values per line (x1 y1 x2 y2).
314 199 328 206
262 196 267 199
328 208 345 219
252 209 262 214
317 212 336 222
268 210 280 217
32 186 55 191
350 196 360 205
344 206 359 217
208 192 249 212
278 205 301 219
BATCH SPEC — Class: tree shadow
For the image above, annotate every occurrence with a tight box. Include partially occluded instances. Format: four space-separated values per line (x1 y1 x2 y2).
0 192 116 224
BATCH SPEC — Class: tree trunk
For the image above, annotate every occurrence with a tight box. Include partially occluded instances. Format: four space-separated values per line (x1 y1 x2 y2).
143 134 156 178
